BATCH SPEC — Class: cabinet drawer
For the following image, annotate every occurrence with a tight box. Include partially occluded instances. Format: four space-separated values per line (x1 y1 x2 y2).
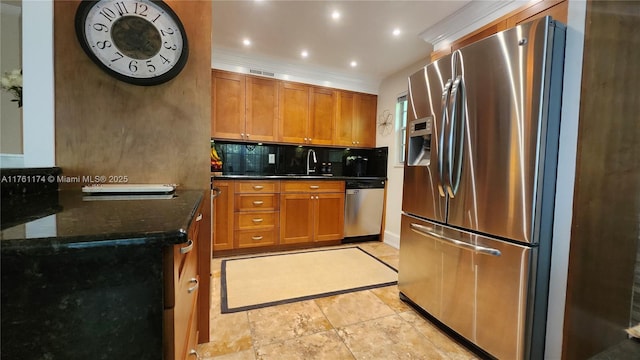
164 235 198 309
164 272 198 360
235 211 279 230
175 274 199 360
236 229 278 248
281 180 345 193
235 181 280 194
183 294 199 360
235 194 279 211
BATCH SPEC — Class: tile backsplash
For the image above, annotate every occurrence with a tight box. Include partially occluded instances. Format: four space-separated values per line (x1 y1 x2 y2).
212 141 387 178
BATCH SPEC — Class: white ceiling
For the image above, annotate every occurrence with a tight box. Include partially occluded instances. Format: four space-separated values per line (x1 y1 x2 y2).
211 0 472 91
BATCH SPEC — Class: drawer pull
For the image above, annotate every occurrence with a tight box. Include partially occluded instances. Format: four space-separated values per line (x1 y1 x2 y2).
252 218 264 223
188 278 199 293
195 213 203 222
253 185 264 190
180 239 194 254
188 350 200 359
252 235 264 241
253 200 264 206
309 185 320 189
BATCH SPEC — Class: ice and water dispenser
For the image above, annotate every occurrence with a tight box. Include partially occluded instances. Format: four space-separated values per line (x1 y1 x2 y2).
407 116 432 166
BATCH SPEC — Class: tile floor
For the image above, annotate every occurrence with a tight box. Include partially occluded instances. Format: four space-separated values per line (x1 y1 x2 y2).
198 242 479 360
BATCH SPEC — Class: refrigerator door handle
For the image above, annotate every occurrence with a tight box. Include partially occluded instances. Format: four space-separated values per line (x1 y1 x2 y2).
438 79 453 198
447 75 465 198
410 223 501 257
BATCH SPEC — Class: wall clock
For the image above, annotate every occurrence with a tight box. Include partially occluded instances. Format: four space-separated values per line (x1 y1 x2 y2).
75 0 189 86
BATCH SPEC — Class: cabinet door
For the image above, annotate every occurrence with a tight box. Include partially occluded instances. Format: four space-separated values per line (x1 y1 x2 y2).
507 0 567 27
212 181 234 252
279 82 310 144
212 71 245 140
309 87 336 145
334 91 355 146
280 193 314 244
313 193 345 242
246 76 278 142
354 93 377 148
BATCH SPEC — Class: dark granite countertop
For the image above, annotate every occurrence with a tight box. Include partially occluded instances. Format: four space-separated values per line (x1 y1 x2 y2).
0 189 204 254
212 174 386 181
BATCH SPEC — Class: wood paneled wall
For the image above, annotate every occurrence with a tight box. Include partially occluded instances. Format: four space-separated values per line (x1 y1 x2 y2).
562 1 640 358
54 1 211 190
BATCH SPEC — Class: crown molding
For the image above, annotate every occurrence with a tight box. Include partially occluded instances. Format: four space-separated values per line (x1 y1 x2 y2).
212 47 380 95
419 0 528 51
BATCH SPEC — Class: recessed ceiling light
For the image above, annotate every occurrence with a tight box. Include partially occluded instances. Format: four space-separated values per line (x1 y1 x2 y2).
301 50 309 58
331 10 341 20
392 28 401 36
242 38 251 46
350 61 357 68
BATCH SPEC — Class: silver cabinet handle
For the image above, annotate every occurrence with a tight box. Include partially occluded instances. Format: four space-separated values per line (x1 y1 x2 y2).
309 138 312 142
195 213 203 222
188 349 200 359
252 200 264 205
447 75 464 199
252 218 264 223
180 239 194 254
212 187 222 199
246 134 250 138
253 185 264 190
409 223 501 256
309 185 320 189
188 278 199 293
304 137 308 142
241 133 245 138
252 235 263 241
438 79 453 198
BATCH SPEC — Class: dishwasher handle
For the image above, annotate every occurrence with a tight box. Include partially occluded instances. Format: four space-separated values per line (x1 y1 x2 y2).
346 189 360 195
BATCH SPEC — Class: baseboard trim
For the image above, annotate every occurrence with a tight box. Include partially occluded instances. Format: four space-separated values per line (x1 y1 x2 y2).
383 230 400 249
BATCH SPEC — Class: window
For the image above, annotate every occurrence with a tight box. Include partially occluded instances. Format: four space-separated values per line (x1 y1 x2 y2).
396 94 408 165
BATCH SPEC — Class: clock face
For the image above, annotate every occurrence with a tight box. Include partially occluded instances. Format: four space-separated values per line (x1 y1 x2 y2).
75 0 189 86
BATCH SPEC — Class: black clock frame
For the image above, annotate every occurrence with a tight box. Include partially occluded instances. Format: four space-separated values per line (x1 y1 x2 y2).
74 0 189 86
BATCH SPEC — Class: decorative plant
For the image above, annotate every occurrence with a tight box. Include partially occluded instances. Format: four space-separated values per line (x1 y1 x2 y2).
1 68 22 107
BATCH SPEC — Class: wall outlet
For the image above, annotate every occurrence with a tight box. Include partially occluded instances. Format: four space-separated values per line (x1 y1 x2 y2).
268 153 276 164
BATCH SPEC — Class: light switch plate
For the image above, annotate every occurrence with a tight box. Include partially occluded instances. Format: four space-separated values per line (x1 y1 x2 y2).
268 154 276 164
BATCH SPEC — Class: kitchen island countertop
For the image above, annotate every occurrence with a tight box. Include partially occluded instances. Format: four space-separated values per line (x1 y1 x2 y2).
1 188 206 360
1 189 204 254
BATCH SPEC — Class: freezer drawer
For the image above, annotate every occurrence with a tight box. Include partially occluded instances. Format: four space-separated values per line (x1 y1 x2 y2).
398 214 533 360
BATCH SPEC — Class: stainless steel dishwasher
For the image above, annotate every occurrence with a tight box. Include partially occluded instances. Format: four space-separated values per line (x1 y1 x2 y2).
343 179 386 242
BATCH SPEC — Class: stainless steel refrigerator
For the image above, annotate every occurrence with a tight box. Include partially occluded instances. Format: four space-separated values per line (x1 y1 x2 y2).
398 17 565 360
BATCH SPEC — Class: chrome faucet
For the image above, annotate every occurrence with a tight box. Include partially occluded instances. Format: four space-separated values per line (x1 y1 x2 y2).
306 149 317 175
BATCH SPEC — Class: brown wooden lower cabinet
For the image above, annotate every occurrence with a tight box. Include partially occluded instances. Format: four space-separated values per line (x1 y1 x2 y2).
212 179 346 255
280 181 345 245
314 193 345 241
212 180 234 251
164 196 208 360
280 193 315 244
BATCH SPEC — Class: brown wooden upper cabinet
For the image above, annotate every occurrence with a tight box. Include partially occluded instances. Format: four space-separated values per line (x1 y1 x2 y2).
279 82 336 145
334 92 377 148
431 0 568 62
212 69 377 148
309 87 336 146
506 0 567 27
211 70 278 142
